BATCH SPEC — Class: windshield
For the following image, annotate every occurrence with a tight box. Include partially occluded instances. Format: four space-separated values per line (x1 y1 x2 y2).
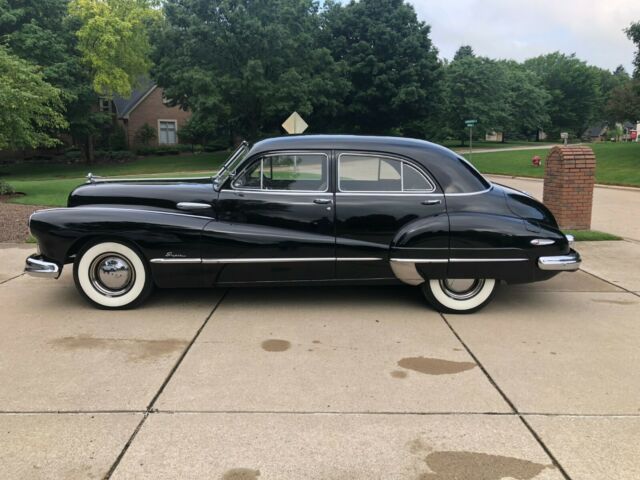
213 141 249 190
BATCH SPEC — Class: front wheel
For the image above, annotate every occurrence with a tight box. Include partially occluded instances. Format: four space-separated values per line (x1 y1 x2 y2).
73 241 153 309
422 278 498 314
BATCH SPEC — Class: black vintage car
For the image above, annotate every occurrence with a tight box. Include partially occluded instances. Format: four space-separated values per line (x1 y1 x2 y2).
25 135 580 312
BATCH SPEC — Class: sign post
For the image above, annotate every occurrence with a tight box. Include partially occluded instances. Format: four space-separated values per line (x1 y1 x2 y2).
560 132 568 146
465 119 478 159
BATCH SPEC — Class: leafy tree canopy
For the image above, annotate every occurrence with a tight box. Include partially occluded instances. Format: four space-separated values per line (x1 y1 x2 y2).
524 52 601 136
69 0 160 96
154 0 349 140
320 0 444 137
0 46 67 149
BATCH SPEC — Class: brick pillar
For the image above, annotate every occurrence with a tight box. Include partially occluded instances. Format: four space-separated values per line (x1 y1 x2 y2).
542 146 595 230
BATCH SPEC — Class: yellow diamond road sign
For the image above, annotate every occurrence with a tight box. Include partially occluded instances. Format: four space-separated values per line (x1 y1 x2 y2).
282 111 308 135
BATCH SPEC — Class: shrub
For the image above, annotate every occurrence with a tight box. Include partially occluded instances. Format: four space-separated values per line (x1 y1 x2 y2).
0 180 15 195
64 150 83 163
134 123 157 146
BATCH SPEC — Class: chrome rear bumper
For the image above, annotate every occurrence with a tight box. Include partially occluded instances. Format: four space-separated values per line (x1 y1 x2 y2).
538 250 581 271
25 254 61 279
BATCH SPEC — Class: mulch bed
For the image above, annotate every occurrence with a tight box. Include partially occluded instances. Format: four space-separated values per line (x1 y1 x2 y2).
0 197 45 242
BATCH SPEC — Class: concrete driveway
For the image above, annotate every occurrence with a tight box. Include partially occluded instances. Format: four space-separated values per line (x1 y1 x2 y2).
1 242 639 479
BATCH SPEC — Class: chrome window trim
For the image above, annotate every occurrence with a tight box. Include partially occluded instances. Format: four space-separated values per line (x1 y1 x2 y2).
336 192 443 197
445 185 493 196
231 151 330 194
337 152 436 194
221 189 332 197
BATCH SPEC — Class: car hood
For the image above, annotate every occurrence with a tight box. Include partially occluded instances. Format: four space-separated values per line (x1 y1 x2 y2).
68 178 215 211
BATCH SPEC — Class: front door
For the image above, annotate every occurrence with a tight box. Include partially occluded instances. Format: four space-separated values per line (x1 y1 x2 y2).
203 151 335 284
334 152 449 280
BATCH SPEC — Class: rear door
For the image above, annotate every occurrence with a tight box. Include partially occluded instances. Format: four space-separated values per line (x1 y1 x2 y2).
334 152 448 280
204 151 335 284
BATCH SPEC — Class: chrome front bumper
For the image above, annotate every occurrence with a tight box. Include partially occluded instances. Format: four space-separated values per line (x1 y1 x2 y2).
538 250 581 271
25 254 61 279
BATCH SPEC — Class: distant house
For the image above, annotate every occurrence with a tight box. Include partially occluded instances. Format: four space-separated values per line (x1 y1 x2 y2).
485 131 503 142
106 79 191 148
583 124 608 142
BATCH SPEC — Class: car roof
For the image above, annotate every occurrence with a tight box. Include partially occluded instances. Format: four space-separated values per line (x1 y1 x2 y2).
245 135 489 194
247 134 452 158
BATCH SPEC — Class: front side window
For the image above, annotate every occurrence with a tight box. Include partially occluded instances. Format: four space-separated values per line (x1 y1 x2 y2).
233 153 328 192
158 120 178 145
339 154 434 192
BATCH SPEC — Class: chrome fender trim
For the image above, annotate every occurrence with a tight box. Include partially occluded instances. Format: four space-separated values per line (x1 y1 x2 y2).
389 258 447 286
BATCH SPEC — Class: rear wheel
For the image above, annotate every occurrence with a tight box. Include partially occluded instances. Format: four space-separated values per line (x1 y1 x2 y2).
422 278 498 314
73 241 153 309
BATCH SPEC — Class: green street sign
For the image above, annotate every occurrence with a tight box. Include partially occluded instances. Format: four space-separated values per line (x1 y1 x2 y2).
465 119 478 126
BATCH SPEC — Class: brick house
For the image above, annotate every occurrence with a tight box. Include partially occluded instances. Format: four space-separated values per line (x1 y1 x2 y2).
109 79 191 148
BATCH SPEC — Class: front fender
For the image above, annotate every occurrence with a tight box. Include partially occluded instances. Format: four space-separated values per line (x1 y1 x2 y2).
29 206 210 265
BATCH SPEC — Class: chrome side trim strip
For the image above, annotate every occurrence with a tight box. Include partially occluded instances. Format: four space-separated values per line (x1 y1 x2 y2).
450 258 529 262
390 258 448 263
40 207 213 221
221 189 332 196
150 258 202 264
151 257 384 265
445 186 493 196
336 192 444 197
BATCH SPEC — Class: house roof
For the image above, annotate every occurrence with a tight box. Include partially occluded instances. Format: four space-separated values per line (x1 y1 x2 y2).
584 125 607 137
113 78 156 119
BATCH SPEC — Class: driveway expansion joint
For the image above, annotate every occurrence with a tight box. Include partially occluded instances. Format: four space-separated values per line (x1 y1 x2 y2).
103 289 229 480
580 268 640 298
440 312 574 480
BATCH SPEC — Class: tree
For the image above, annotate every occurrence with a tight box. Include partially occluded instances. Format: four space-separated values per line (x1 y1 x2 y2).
154 0 348 141
524 53 601 137
605 81 640 124
134 123 156 146
0 46 67 149
453 45 474 61
500 61 550 140
320 0 444 137
443 56 511 144
69 0 160 97
626 22 640 78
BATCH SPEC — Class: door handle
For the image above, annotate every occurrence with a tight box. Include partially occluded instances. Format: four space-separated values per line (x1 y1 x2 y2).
421 199 441 206
313 198 332 205
177 202 211 210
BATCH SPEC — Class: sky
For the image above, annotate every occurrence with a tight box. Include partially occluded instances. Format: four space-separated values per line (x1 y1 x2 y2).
408 0 640 72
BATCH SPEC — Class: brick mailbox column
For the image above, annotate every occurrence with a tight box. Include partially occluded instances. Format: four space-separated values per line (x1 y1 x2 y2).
542 145 596 230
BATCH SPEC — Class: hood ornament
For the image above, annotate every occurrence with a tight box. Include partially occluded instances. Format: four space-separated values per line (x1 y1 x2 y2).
86 172 104 183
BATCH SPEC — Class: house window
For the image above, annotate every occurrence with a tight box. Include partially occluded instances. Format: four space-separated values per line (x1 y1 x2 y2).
158 120 178 145
99 98 111 113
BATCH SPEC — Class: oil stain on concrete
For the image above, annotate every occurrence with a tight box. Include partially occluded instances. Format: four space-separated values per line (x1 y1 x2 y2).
390 370 408 379
50 335 187 362
261 339 291 352
591 298 636 306
222 468 260 480
419 451 551 480
397 356 476 375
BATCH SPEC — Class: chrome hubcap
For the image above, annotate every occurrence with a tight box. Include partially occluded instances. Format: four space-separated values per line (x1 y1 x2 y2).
89 253 135 297
439 278 485 300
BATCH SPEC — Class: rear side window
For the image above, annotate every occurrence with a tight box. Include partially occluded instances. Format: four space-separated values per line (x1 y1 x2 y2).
339 154 434 192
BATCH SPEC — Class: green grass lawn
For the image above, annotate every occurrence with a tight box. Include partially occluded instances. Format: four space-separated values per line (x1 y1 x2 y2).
0 152 228 206
442 140 551 150
565 230 622 241
467 142 640 187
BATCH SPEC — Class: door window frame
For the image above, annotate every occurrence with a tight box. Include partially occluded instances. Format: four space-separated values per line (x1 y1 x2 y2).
336 152 437 194
230 151 330 194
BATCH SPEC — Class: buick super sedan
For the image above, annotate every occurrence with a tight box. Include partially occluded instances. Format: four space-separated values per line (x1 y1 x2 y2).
25 135 580 312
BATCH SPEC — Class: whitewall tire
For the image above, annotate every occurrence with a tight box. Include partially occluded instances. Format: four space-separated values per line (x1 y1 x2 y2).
422 278 498 314
73 241 153 309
